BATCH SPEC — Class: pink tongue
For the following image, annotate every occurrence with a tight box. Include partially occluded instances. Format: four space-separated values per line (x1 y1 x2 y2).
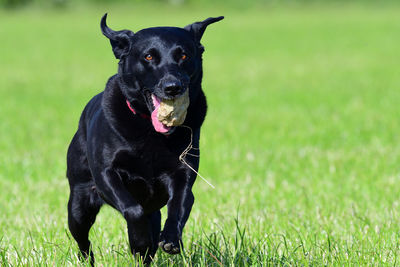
151 95 171 133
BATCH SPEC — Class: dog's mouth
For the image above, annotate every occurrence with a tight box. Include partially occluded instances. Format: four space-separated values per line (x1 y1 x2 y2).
145 91 190 135
150 94 171 134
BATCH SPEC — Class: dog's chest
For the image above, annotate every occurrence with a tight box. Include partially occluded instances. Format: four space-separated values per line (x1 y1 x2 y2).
110 138 183 212
122 173 169 212
113 149 173 212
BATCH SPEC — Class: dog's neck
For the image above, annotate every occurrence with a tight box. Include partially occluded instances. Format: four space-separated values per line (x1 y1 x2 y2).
102 75 153 139
126 100 151 120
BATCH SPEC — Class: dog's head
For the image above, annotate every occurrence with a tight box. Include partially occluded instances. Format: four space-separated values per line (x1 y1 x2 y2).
100 14 223 134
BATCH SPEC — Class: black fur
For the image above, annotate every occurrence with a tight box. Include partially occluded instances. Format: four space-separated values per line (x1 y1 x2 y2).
66 14 223 264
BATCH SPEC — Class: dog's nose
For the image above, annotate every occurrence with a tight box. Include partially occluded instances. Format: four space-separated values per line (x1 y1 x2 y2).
164 82 183 97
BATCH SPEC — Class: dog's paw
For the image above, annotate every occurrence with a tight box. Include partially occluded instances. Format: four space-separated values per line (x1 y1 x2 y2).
158 232 182 254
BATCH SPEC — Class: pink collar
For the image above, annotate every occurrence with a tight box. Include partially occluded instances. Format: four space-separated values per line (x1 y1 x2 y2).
126 100 151 120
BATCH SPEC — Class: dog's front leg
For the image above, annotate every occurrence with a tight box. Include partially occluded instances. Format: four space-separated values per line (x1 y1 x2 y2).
96 168 154 262
159 168 194 254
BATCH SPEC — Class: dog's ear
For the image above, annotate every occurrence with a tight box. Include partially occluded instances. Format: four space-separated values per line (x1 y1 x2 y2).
184 16 224 43
101 13 134 59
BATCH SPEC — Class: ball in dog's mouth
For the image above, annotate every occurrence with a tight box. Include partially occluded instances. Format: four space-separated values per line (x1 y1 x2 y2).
151 90 190 134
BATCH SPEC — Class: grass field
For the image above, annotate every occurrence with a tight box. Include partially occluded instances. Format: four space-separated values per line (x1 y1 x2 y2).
1 2 400 266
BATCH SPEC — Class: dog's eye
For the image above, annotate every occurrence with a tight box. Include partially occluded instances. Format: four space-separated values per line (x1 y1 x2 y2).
181 53 188 61
145 54 153 61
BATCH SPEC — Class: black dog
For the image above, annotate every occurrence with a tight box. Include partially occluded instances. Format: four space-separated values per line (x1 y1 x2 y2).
66 14 223 264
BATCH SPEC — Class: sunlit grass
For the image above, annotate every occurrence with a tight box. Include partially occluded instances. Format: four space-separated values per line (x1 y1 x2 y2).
1 2 400 266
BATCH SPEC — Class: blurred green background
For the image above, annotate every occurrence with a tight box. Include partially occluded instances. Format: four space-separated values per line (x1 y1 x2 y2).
1 0 400 265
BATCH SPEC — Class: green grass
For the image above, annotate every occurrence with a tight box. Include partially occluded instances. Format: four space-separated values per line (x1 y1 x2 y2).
1 2 400 266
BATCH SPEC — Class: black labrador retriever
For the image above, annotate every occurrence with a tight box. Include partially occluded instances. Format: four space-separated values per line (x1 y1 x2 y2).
66 14 223 264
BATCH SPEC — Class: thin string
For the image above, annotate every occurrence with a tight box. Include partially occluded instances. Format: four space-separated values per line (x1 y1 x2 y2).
178 125 215 189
